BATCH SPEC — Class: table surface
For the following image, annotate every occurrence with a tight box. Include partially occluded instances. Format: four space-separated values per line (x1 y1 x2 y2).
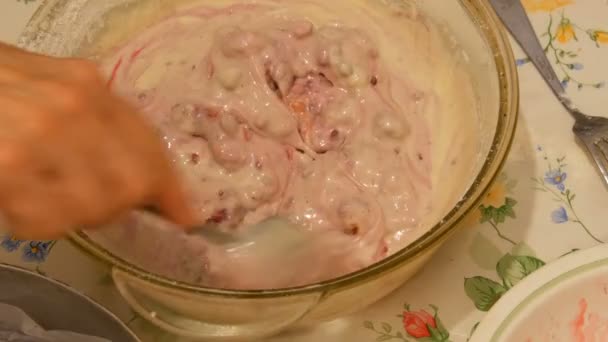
1 0 608 341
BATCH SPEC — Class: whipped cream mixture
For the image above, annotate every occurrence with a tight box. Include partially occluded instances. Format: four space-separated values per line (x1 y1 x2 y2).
94 0 480 289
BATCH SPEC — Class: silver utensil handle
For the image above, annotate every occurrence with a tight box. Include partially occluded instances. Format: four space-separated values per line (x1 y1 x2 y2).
488 0 565 98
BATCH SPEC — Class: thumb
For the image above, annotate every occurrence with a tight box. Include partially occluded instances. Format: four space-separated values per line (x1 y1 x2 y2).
153 172 198 229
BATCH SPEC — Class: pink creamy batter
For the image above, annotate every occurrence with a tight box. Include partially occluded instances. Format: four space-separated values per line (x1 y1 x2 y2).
101 2 437 288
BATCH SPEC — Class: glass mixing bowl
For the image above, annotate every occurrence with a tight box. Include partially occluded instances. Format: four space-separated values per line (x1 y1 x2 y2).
19 0 518 340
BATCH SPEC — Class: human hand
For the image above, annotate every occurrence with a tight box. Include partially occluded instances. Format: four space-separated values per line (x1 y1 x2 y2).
0 42 196 239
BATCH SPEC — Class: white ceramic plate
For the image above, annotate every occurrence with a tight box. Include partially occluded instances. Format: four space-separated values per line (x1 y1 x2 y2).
470 244 608 342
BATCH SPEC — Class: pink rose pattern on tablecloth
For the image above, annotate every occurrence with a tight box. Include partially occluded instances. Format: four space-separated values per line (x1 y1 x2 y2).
364 304 450 341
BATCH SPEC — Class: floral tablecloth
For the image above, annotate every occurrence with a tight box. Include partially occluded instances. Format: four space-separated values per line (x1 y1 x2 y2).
2 0 608 341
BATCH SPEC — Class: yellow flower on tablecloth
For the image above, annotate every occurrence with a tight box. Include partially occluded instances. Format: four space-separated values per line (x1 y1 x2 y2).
556 19 576 43
482 182 507 208
522 0 573 13
463 184 504 226
589 30 608 44
462 173 516 228
597 31 608 43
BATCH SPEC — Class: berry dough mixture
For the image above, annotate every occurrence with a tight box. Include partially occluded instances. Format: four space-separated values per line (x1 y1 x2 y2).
94 0 480 289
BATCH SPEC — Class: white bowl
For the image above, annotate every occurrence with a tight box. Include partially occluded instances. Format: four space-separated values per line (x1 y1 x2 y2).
470 244 608 342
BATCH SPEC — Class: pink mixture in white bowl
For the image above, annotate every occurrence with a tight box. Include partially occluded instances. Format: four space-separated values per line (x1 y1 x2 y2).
92 0 479 289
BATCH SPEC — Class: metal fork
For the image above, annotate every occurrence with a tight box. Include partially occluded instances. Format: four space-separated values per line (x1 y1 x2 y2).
489 0 608 188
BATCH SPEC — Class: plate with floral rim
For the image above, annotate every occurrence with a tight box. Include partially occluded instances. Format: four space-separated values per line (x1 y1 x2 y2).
469 243 608 342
